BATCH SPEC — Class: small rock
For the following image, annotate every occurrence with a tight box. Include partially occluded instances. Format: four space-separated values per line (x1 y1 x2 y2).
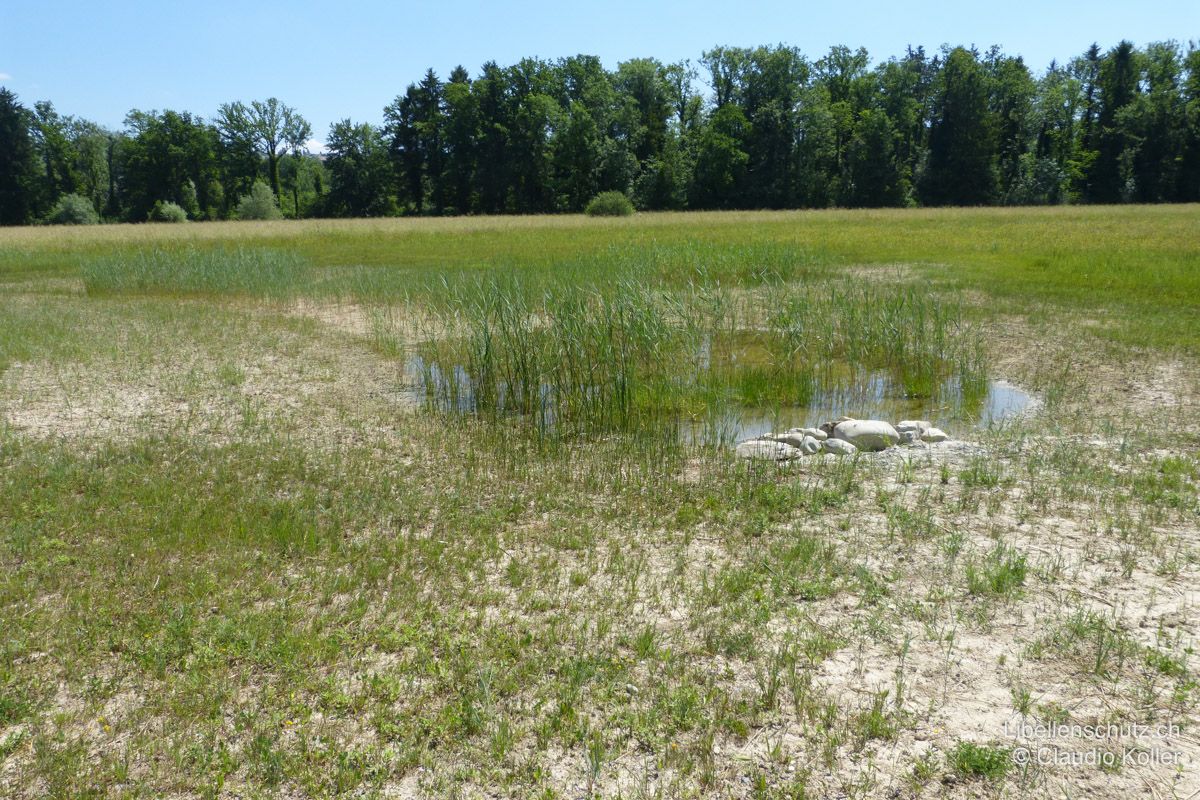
772 432 808 448
821 416 858 436
896 420 932 435
736 439 801 461
800 435 822 455
778 430 827 447
921 427 949 443
898 429 921 445
831 419 900 451
821 438 858 455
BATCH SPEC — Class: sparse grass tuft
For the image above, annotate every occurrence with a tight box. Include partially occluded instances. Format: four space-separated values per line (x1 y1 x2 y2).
966 544 1028 598
948 741 1011 780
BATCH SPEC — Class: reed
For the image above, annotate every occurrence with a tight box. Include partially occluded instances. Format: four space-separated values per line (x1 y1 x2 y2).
413 274 988 444
81 246 311 297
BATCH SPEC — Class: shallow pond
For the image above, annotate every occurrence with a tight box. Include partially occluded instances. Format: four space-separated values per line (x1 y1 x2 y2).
405 351 1036 446
680 376 1035 445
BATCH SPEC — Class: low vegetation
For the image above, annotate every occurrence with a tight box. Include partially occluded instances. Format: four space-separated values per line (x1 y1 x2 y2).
0 206 1197 798
948 741 1012 780
81 246 310 297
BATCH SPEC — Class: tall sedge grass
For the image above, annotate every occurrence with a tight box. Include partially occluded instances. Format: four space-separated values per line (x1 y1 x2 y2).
73 239 831 305
414 279 689 442
11 205 1199 352
768 285 988 401
413 275 988 444
81 246 311 298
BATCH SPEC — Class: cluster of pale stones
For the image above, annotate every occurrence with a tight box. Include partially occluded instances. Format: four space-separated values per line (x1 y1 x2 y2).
735 418 949 460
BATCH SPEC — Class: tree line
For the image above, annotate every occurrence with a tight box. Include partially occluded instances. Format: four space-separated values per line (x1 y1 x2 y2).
2 40 1199 225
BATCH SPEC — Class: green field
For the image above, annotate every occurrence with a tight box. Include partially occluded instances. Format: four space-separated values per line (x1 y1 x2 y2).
1 206 1198 798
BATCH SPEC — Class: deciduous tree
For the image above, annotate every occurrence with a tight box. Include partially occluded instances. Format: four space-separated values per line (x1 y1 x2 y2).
217 98 311 206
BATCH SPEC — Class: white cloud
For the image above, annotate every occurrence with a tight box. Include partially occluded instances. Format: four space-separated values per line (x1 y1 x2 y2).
0 73 12 81
303 138 327 155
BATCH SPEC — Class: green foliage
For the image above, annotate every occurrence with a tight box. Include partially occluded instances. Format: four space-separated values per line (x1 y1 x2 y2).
6 41 1200 225
846 108 907 207
32 102 82 213
217 98 312 202
147 200 189 223
235 181 283 221
413 273 986 443
690 104 751 208
923 47 998 205
1091 41 1141 203
631 141 690 211
966 545 1028 597
0 87 39 225
959 457 1005 487
45 193 99 225
179 178 200 218
1034 610 1193 681
583 190 635 217
324 120 393 217
948 741 1011 780
121 110 220 220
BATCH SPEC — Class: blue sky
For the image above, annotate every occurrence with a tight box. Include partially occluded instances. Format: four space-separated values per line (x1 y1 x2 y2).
2 1 1196 149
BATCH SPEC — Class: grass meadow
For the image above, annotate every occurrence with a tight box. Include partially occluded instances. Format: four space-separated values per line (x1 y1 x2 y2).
1 205 1198 799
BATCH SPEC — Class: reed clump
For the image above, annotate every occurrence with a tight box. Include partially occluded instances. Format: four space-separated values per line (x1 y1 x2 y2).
413 276 988 443
81 246 311 298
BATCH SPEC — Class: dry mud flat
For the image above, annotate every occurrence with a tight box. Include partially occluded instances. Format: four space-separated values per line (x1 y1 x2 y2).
0 301 416 449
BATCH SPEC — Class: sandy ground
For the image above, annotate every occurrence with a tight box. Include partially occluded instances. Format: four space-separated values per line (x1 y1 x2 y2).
1 298 1197 799
1 300 418 448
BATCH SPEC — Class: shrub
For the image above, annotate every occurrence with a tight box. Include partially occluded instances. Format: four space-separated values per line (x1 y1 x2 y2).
584 191 634 217
235 181 283 221
148 200 189 223
46 194 100 225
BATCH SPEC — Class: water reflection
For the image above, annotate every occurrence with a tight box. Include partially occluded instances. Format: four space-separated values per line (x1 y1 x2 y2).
405 353 1035 445
680 375 1035 446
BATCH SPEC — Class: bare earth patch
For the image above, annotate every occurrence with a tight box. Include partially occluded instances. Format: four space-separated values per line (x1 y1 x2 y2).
1 302 418 448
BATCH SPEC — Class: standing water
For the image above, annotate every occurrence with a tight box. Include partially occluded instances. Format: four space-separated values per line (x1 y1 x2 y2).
407 352 1035 445
681 374 1036 446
